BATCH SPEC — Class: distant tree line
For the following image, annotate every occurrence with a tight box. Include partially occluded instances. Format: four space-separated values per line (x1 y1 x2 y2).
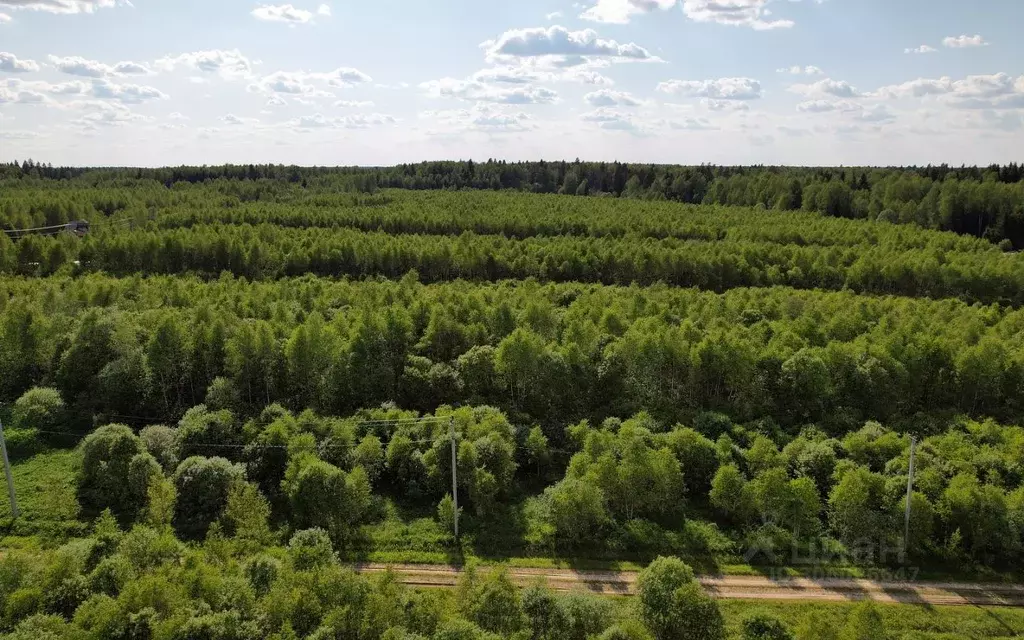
3 159 1023 248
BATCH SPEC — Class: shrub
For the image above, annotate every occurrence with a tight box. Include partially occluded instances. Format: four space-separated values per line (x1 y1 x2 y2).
352 435 384 482
42 575 91 619
244 555 280 597
178 405 241 460
13 387 66 433
5 587 43 625
463 567 523 634
743 613 795 640
3 427 42 459
522 582 566 640
558 591 612 640
6 614 75 640
636 557 724 640
87 555 135 596
543 479 608 548
172 456 244 540
117 526 182 571
140 425 180 472
77 424 149 523
288 528 336 571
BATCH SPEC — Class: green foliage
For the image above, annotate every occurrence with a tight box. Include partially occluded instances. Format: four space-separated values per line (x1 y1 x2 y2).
637 556 724 640
77 424 152 524
12 386 66 434
839 602 886 640
288 528 336 571
742 612 795 640
459 566 524 634
172 456 245 540
139 424 180 473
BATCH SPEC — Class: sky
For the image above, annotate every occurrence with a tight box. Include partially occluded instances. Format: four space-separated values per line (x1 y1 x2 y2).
1 0 1023 167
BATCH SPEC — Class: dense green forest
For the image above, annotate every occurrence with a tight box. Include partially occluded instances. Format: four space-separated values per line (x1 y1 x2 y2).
3 160 1023 248
0 169 1023 639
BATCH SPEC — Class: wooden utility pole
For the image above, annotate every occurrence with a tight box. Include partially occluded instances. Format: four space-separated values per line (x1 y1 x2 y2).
0 418 19 519
903 436 916 558
449 417 459 540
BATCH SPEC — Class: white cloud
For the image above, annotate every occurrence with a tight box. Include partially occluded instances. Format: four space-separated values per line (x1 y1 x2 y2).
156 49 255 80
423 103 534 132
904 45 936 54
657 77 761 100
579 0 676 25
796 99 860 113
472 66 543 85
265 95 287 107
777 65 823 76
701 98 749 111
316 3 330 16
681 0 794 30
855 104 896 123
49 80 87 94
943 34 988 48
48 55 113 77
482 26 658 64
334 99 374 108
113 61 154 75
320 67 372 87
220 114 259 125
0 86 48 104
421 77 559 104
545 11 562 20
283 112 397 131
581 107 646 133
0 0 127 14
788 78 861 98
252 4 314 24
169 112 188 121
247 67 371 98
0 52 40 73
0 130 43 139
665 116 717 130
69 101 153 130
874 74 1023 109
0 12 11 22
90 78 168 103
584 88 642 106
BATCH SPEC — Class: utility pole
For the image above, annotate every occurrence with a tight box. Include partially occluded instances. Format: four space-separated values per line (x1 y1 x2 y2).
449 417 459 540
0 418 18 519
903 436 916 558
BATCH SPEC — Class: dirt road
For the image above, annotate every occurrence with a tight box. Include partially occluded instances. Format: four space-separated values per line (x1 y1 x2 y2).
356 563 1024 607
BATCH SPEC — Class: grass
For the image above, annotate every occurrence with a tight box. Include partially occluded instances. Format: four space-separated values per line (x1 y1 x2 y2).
0 449 85 544
717 600 1024 639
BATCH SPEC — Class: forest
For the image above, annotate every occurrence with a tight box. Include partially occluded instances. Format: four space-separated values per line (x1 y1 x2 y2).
4 159 1022 248
0 167 1022 639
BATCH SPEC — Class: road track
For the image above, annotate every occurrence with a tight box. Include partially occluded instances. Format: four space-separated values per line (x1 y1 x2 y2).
355 563 1024 607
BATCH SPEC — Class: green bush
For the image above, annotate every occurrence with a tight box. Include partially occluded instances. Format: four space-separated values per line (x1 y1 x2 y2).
244 555 280 596
288 528 336 571
5 586 43 625
140 425 180 472
77 424 151 523
87 555 135 596
3 427 42 459
13 387 66 433
743 612 795 640
637 557 724 640
172 456 244 540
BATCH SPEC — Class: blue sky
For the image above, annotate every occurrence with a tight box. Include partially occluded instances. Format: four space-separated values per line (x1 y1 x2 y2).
1 0 1022 166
